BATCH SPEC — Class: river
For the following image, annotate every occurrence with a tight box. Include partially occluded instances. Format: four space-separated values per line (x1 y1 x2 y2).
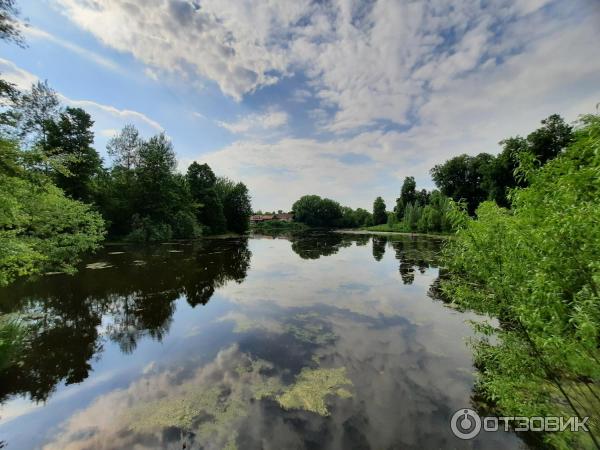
0 232 525 449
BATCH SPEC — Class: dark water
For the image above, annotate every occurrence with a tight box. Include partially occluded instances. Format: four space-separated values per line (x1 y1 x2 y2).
0 232 525 450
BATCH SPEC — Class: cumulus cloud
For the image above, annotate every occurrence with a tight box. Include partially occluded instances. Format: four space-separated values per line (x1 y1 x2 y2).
196 1 600 210
55 0 591 131
50 0 600 209
55 0 310 100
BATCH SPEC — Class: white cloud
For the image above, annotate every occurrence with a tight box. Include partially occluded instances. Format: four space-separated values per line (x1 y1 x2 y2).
24 26 123 74
216 109 288 135
0 59 164 144
45 0 600 209
55 0 596 133
55 0 310 100
63 97 163 132
0 58 38 88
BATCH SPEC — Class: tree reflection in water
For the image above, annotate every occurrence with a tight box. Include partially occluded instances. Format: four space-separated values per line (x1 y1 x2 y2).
0 238 251 403
0 233 444 405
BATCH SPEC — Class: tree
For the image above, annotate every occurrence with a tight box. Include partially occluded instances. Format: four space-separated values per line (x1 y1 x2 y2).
395 176 416 219
135 132 177 217
526 113 573 165
222 182 252 233
354 208 373 227
186 162 226 234
0 137 105 286
0 0 25 46
430 153 494 215
14 81 60 147
372 196 387 225
106 124 142 171
45 107 102 201
292 195 343 227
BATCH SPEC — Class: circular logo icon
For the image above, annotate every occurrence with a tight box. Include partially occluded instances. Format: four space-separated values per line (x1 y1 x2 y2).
450 408 482 440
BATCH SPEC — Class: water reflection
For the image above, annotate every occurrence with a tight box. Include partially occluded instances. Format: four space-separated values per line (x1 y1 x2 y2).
290 232 352 259
0 238 251 403
0 232 524 450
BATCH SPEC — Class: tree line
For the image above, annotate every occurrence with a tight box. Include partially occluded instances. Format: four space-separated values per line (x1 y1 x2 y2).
1 79 251 282
0 3 252 286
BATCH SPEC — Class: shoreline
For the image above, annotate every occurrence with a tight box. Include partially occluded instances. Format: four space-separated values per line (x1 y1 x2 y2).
335 229 450 238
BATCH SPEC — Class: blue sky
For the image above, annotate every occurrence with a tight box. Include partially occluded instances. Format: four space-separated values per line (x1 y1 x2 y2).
1 0 599 210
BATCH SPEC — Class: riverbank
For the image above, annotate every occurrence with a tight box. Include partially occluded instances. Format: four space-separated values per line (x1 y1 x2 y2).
250 220 308 234
337 229 451 238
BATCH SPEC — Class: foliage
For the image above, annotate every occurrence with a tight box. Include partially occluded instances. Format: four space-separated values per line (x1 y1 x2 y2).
292 195 343 227
0 0 24 46
372 196 387 225
339 206 373 228
440 114 600 449
221 181 252 234
0 138 105 286
106 124 141 170
45 107 102 201
431 114 573 214
395 176 416 219
12 80 60 147
186 162 226 234
430 152 495 215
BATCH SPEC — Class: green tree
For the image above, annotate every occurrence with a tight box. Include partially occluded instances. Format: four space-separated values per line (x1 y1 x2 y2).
430 153 494 215
0 0 24 46
395 176 416 219
526 113 573 165
292 195 343 227
45 107 102 201
14 80 60 147
186 162 226 234
106 124 141 171
126 133 200 241
372 196 387 225
0 138 105 286
222 182 252 233
354 207 373 227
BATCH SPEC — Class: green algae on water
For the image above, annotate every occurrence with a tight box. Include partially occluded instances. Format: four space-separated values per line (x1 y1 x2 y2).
277 367 353 416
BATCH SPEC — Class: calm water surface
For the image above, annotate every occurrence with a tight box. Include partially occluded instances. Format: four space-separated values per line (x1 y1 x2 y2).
0 232 525 449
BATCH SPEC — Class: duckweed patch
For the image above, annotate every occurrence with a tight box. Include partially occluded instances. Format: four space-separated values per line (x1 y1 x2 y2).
122 353 282 448
85 262 113 270
277 367 353 416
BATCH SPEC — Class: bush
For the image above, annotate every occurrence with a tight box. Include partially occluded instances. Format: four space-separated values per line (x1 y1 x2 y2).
440 114 600 449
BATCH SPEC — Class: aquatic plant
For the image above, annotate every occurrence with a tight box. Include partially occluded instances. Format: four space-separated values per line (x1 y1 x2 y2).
277 367 353 416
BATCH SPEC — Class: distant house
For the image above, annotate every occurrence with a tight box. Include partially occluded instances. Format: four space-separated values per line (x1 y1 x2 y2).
250 214 275 223
250 212 294 223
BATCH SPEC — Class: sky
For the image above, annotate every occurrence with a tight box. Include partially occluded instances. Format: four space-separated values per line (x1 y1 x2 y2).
1 0 599 211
